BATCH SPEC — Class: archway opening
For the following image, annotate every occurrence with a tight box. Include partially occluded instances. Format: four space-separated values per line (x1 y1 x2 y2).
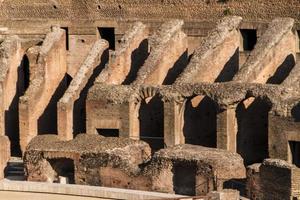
183 96 217 147
236 97 271 164
139 95 164 151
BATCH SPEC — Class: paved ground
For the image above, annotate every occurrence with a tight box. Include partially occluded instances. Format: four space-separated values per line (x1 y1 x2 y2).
0 191 113 200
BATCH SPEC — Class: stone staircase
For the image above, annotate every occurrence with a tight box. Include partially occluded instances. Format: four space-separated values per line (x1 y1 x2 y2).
5 157 25 181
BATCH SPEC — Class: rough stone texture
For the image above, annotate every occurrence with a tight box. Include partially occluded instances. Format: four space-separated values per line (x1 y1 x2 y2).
233 18 296 83
0 136 10 179
0 36 22 136
133 20 187 85
24 136 244 197
0 3 298 198
246 159 300 200
152 144 245 180
96 22 149 85
19 27 67 154
57 39 108 141
176 16 241 84
207 189 240 200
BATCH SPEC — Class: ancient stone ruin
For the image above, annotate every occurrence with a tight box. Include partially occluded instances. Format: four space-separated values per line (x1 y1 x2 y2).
0 0 300 199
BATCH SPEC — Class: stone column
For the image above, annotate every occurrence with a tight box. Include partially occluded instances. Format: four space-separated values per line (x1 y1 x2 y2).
57 103 73 141
217 105 238 152
128 101 140 140
164 100 185 147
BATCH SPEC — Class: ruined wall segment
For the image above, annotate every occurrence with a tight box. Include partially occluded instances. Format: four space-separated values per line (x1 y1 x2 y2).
175 16 242 84
0 36 22 136
233 18 296 84
247 159 300 200
57 39 108 141
23 135 245 196
19 27 67 153
96 22 149 85
133 20 188 85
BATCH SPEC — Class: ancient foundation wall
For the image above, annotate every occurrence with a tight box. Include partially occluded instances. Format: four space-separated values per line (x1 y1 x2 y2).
19 27 67 153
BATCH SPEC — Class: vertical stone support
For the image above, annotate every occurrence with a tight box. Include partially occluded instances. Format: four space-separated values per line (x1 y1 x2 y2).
217 106 238 152
128 101 140 140
0 135 10 179
133 20 188 85
175 16 242 84
57 40 108 140
234 18 296 83
163 100 185 147
0 36 22 136
19 27 67 153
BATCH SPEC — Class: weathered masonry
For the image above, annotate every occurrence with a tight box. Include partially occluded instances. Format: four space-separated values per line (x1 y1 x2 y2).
0 0 300 199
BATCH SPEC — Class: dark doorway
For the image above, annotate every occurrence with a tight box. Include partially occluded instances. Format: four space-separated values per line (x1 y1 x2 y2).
289 141 300 167
97 129 119 137
5 55 30 157
48 158 75 184
236 98 271 164
173 163 196 195
240 29 257 51
139 95 164 151
98 27 115 50
183 96 217 148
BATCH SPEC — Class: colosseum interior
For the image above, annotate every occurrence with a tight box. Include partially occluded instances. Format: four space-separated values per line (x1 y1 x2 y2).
0 0 300 199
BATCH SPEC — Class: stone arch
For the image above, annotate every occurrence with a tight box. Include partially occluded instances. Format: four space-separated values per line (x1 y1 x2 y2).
236 96 272 164
131 87 164 151
182 95 218 147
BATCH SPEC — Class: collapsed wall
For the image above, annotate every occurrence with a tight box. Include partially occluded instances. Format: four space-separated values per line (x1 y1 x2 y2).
247 159 300 200
24 135 245 197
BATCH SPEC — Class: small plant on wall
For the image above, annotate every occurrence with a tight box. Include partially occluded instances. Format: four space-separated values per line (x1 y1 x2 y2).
223 8 232 15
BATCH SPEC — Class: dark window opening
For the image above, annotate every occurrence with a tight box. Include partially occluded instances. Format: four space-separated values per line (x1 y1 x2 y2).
139 95 164 151
183 96 217 148
97 129 119 137
236 98 271 165
173 163 197 196
240 29 257 51
98 27 115 50
61 27 69 50
22 56 30 92
289 141 300 168
48 158 75 184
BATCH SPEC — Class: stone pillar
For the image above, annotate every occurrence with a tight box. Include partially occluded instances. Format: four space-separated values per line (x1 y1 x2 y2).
57 103 73 141
164 100 185 147
217 106 238 152
128 101 140 140
0 135 10 179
